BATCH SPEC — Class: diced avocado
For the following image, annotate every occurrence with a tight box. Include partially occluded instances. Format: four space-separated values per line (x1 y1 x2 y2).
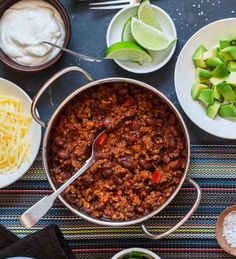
203 50 214 60
192 45 207 68
213 85 224 102
210 76 228 86
227 71 236 87
211 63 228 77
216 81 236 101
218 103 236 118
198 89 214 105
205 57 222 70
191 83 208 100
196 68 211 83
228 61 236 72
216 50 227 64
221 46 236 60
206 101 221 119
219 40 231 50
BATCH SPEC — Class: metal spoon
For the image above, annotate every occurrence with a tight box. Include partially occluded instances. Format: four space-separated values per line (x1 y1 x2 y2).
20 130 107 228
42 41 102 63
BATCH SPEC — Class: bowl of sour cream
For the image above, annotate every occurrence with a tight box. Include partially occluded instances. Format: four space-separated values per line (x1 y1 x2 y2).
0 0 71 72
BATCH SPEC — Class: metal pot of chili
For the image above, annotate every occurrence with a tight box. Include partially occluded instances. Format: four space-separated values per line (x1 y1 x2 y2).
31 66 201 239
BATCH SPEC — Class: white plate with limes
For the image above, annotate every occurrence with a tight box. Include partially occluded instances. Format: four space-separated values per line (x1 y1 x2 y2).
0 78 41 188
175 18 236 139
106 2 177 74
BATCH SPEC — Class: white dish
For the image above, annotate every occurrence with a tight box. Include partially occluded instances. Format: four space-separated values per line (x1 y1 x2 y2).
106 4 177 74
175 18 236 139
111 248 161 259
0 78 41 188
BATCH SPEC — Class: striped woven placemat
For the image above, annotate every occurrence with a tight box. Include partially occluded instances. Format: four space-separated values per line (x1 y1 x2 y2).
0 145 235 259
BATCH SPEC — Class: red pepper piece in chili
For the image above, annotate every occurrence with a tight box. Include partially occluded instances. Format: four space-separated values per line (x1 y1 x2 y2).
96 133 108 146
152 170 161 183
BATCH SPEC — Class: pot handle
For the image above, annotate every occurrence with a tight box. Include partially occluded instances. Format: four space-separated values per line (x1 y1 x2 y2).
141 177 201 239
31 66 93 128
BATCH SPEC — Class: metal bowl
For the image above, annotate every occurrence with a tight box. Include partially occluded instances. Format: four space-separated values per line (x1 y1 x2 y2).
31 66 201 239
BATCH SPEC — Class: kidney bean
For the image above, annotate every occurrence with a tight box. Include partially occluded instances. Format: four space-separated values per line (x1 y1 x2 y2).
134 206 145 215
127 204 134 213
145 118 162 127
127 134 138 145
96 204 105 211
144 185 153 194
102 168 113 179
119 156 134 169
170 126 179 137
117 87 128 95
54 137 65 146
114 177 123 185
162 154 170 164
83 175 94 187
57 150 70 160
139 157 152 169
62 171 71 180
168 136 176 148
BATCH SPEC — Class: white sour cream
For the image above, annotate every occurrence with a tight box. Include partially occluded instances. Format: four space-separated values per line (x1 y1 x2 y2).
0 0 65 66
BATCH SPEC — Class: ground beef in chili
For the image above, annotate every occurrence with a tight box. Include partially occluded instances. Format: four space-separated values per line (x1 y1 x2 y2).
49 83 187 221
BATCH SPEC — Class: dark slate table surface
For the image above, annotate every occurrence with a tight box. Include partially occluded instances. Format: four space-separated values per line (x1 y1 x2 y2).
0 0 236 144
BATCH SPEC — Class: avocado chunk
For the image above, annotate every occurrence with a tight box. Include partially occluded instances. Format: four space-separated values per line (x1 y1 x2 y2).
221 46 236 60
211 63 228 77
218 103 236 118
196 68 211 83
216 81 236 101
210 76 228 86
219 40 231 50
228 61 236 72
216 50 227 64
227 71 236 87
213 85 224 102
191 83 208 100
205 57 222 70
192 45 207 68
198 89 214 105
206 102 221 119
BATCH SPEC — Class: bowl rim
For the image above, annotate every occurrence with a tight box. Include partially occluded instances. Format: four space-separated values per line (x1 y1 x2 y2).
0 0 71 72
41 77 191 227
106 4 177 74
174 17 236 139
111 247 161 259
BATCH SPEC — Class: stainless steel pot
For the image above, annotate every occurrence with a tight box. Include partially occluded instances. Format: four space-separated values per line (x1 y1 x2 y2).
31 66 201 239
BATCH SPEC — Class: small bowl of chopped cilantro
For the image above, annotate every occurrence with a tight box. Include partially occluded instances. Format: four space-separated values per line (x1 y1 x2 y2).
111 248 161 259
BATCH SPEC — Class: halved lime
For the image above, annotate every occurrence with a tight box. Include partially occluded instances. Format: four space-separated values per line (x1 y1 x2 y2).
122 18 135 42
138 0 162 30
104 41 152 64
131 17 176 51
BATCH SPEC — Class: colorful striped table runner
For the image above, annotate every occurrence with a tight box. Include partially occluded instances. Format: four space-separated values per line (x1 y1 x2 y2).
0 145 235 259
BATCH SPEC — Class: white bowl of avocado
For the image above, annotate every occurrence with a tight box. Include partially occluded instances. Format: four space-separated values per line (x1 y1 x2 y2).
175 18 236 139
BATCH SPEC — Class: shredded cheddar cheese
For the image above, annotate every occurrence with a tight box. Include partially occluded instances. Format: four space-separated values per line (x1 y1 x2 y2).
0 95 31 173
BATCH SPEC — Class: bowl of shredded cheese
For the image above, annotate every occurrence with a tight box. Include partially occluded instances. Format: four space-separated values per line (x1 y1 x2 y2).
0 78 41 188
215 205 236 257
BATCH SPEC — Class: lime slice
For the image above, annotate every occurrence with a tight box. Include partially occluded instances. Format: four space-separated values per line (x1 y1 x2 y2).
138 0 162 30
104 41 152 64
131 17 176 51
122 18 135 42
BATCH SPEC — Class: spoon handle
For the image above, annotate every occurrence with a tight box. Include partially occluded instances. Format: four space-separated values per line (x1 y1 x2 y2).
20 157 95 228
42 41 102 62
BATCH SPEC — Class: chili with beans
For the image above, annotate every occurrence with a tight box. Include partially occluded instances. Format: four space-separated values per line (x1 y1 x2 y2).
49 83 187 221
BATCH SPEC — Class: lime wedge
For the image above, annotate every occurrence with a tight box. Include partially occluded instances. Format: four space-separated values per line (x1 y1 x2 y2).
131 17 176 51
122 18 135 42
138 0 162 30
104 41 152 64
